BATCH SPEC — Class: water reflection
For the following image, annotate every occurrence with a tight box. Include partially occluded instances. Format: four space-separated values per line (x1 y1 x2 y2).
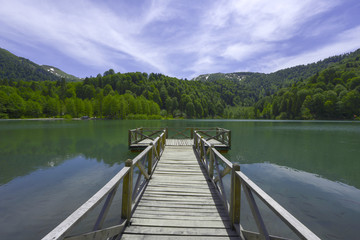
240 163 360 240
0 120 137 185
0 155 124 240
0 120 359 240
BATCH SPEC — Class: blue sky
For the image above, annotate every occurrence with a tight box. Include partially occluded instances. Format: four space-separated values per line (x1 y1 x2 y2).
0 0 360 79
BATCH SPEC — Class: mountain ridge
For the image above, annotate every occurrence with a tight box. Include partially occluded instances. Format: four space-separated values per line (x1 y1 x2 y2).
0 48 79 82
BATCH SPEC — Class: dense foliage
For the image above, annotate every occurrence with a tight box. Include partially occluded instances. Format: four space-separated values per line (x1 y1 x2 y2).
0 71 227 119
250 51 360 120
0 48 359 120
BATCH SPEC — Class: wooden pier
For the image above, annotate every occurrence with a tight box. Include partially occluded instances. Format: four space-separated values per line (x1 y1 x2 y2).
121 145 238 239
43 128 320 240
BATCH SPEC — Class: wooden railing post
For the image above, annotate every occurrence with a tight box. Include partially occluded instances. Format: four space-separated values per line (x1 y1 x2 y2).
163 131 166 146
230 164 241 230
190 128 194 139
157 139 161 157
128 130 131 147
165 128 168 138
209 144 215 179
194 131 197 148
148 143 153 176
122 159 133 223
200 137 204 160
228 130 232 148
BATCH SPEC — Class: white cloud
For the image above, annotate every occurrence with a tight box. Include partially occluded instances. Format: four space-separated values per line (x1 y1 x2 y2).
0 0 358 79
264 26 360 72
222 42 272 61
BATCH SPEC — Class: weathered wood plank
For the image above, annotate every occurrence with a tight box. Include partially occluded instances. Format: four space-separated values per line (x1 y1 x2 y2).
142 193 216 200
131 214 226 221
145 186 212 193
134 205 227 213
133 209 229 217
137 202 224 210
130 219 231 228
121 234 239 240
123 226 238 236
147 182 212 188
139 199 223 207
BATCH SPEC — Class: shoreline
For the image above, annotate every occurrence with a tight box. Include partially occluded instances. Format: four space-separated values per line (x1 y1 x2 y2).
0 118 82 121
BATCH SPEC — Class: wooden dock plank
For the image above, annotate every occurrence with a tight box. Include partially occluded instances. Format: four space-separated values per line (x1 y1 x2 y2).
122 145 239 239
130 219 231 228
124 226 239 236
121 235 239 240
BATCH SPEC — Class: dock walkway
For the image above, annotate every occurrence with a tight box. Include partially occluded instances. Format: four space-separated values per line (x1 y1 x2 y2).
43 128 320 240
122 145 239 239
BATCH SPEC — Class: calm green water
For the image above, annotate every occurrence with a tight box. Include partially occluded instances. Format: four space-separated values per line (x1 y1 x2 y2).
0 120 359 239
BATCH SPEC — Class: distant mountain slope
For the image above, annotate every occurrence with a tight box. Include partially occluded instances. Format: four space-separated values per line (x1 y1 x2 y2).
193 52 356 97
249 49 360 120
41 65 79 81
0 48 79 81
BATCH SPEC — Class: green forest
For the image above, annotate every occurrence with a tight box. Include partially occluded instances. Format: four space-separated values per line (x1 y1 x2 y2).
0 48 359 120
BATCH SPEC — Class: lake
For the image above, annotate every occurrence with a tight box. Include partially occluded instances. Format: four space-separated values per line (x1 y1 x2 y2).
0 120 359 240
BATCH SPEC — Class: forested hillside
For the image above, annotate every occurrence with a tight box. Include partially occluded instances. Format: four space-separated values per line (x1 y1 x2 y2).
0 72 226 119
0 48 359 120
0 48 79 82
250 50 360 120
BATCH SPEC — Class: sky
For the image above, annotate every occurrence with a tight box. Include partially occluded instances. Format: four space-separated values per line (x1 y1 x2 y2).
0 0 360 80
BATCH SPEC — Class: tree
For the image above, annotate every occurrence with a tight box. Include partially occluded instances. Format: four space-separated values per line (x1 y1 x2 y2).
43 97 59 117
0 90 9 117
103 95 119 118
185 102 195 118
7 93 25 118
65 98 76 117
84 99 93 117
103 69 115 76
25 100 42 117
82 85 96 99
103 84 113 97
194 100 203 118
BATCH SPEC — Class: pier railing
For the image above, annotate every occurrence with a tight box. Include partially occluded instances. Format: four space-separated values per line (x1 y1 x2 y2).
129 127 231 148
42 130 167 240
194 131 320 240
128 127 164 146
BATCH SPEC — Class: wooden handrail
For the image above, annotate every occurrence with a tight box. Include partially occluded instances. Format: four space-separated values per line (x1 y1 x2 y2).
42 167 130 240
193 132 320 240
43 130 167 240
237 171 321 240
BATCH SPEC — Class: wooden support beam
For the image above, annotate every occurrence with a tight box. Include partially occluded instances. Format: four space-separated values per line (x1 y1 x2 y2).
93 184 119 231
214 157 228 213
65 221 126 240
136 161 150 180
122 159 133 222
214 166 232 183
229 164 241 230
243 183 270 240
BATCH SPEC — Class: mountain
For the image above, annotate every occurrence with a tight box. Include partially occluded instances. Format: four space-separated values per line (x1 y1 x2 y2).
41 65 79 81
0 48 79 82
248 49 360 120
0 47 359 120
193 52 354 98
